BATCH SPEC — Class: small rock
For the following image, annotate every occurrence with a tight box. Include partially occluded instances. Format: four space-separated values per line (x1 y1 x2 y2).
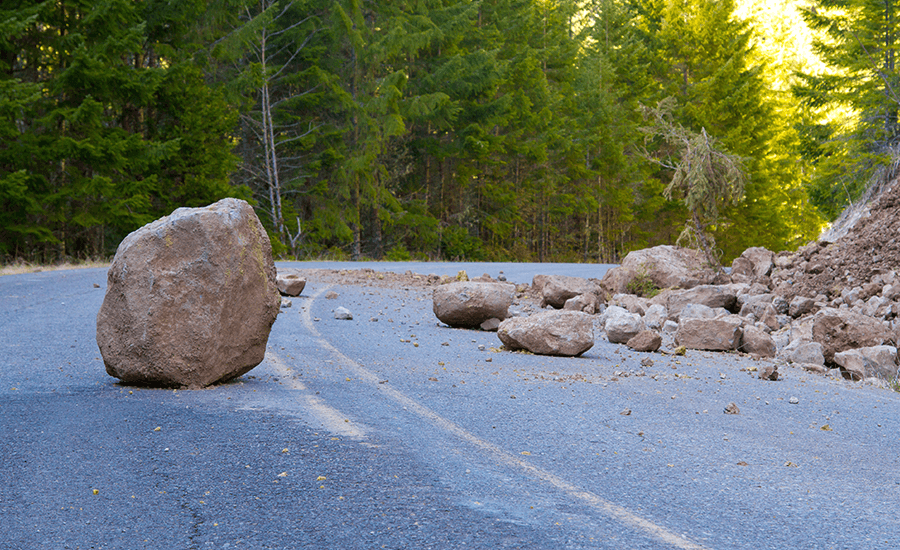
93 283 100 288
276 273 306 296
724 402 740 414
334 307 353 320
325 291 339 299
619 408 632 416
280 299 292 308
477 344 486 351
480 318 502 332
758 365 779 381
640 358 654 367
789 396 799 404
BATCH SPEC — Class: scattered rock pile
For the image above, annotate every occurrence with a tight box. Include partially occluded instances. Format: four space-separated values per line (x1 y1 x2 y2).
428 232 900 385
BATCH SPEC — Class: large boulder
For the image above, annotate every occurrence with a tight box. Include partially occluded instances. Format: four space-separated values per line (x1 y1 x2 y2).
540 275 603 309
96 198 280 388
675 316 743 351
498 310 594 356
600 245 717 295
433 282 515 328
667 285 738 321
833 346 898 380
812 309 891 363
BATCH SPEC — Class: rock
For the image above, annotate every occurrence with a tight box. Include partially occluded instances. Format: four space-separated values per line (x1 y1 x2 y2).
540 275 603 309
96 198 280 388
789 296 816 318
610 293 649 316
667 285 738 321
741 326 776 357
280 299 292 308
276 272 306 296
787 341 825 366
433 282 515 328
532 274 551 294
662 320 679 334
675 316 743 351
678 303 719 320
772 295 790 315
731 247 774 280
563 292 602 314
599 245 717 295
724 402 740 414
604 308 645 344
789 396 799 404
642 304 668 330
497 310 594 357
739 301 779 331
480 318 502 332
801 363 829 375
334 307 353 320
758 364 779 380
626 330 662 352
325 291 339 299
833 345 898 380
812 308 891 363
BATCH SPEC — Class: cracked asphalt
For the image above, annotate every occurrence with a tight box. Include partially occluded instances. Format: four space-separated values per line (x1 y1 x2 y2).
2 262 899 549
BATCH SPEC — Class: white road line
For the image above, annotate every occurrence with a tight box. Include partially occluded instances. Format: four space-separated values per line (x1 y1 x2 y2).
265 351 367 439
298 286 710 550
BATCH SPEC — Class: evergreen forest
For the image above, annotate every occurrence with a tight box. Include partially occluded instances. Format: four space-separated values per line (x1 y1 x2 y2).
1 0 896 264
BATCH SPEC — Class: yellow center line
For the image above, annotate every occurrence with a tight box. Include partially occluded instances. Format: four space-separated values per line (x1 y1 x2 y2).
298 285 710 550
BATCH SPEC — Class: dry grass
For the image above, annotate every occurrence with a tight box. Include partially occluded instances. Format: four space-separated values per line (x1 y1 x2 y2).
0 259 110 277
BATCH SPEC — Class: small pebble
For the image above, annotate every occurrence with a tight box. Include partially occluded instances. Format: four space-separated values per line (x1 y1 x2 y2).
789 396 799 404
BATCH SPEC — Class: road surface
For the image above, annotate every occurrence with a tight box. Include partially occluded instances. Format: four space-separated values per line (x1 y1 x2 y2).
2 263 899 549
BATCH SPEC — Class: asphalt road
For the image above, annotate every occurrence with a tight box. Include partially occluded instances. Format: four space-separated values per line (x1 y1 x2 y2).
2 263 900 549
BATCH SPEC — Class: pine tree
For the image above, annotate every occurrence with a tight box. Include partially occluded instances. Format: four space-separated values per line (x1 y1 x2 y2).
796 0 900 219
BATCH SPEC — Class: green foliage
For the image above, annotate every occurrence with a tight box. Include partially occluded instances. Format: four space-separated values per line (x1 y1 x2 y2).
0 0 832 262
625 264 660 298
641 98 746 267
795 0 900 219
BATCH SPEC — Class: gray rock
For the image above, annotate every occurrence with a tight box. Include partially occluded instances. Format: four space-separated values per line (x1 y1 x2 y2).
498 310 594 356
626 330 662 352
540 275 603 309
433 282 515 328
642 304 668 330
787 341 825 366
740 301 779 331
789 296 816 318
741 325 776 357
667 285 738 321
334 307 353 320
600 245 717 295
563 293 602 314
675 316 743 351
605 309 645 344
812 308 891 363
833 345 898 380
